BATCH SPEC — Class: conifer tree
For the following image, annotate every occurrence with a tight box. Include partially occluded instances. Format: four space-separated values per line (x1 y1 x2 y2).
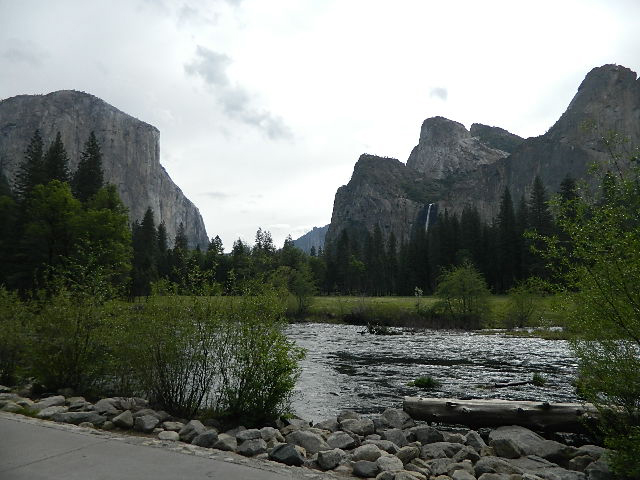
131 207 159 296
43 132 70 184
14 130 45 200
497 188 518 291
73 132 104 202
528 176 553 236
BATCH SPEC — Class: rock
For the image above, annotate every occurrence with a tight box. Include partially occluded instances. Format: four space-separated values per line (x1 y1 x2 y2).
33 395 66 411
67 399 90 411
236 428 262 442
421 442 464 460
443 433 467 444
474 457 524 477
376 454 404 472
260 426 284 443
112 410 134 429
490 438 524 459
101 421 115 430
341 417 375 436
406 462 432 478
94 398 120 415
317 448 345 470
15 398 34 408
158 430 180 441
466 430 488 453
574 445 605 460
409 425 445 444
51 411 106 425
0 401 21 412
397 445 421 464
78 422 94 428
225 426 246 437
477 475 523 480
132 408 159 418
447 461 475 477
453 446 481 463
284 416 311 429
375 471 396 480
364 439 398 454
314 418 340 432
285 430 330 455
327 431 357 450
36 406 69 418
238 438 267 457
381 428 408 447
269 443 305 466
380 408 415 429
396 472 427 480
0 385 11 393
179 420 206 443
367 434 382 441
427 458 456 477
162 421 185 432
508 455 586 480
213 433 237 452
584 460 611 480
353 460 379 478
452 470 477 480
352 443 384 462
192 430 218 448
134 414 159 433
569 455 595 472
337 410 361 422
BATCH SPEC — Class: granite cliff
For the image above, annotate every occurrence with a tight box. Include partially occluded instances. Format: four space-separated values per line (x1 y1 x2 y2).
0 90 208 248
326 64 640 247
293 225 329 254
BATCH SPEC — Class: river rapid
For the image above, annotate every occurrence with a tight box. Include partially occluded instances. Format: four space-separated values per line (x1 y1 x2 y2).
285 323 579 423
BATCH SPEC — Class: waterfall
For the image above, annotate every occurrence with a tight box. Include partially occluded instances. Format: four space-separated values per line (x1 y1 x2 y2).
425 203 434 234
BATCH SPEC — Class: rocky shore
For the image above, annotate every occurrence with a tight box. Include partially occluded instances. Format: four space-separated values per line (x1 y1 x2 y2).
0 387 611 480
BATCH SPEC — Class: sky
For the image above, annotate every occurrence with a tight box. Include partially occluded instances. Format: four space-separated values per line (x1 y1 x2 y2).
1 0 639 249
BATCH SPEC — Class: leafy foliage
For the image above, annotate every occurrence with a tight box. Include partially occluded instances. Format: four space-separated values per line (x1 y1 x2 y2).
434 262 490 329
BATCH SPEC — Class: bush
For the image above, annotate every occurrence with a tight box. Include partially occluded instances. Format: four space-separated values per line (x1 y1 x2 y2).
434 262 490 329
409 376 440 389
0 288 29 385
503 281 541 329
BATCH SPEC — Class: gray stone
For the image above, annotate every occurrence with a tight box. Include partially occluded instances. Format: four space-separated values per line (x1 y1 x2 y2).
421 442 464 460
162 421 185 432
36 406 69 418
452 470 477 480
366 434 382 441
327 430 357 450
112 410 134 429
134 414 159 433
51 411 106 425
569 455 594 472
317 448 345 470
158 430 180 441
427 458 456 476
78 422 94 428
341 417 375 436
364 439 399 454
381 428 408 447
409 425 445 444
477 475 523 480
0 385 11 393
397 445 421 464
443 432 467 444
213 433 237 451
337 410 361 422
352 443 384 462
101 421 115 430
490 438 524 459
67 400 90 411
447 461 475 476
237 438 267 457
465 430 488 453
375 471 396 480
132 408 159 418
260 426 283 442
574 445 605 460
269 443 305 466
406 462 432 478
453 445 481 463
380 408 415 429
396 472 427 480
585 460 611 480
353 460 379 478
1 401 21 412
285 430 330 455
33 395 66 411
474 457 524 477
178 420 206 443
508 455 586 480
488 426 577 463
15 398 34 408
314 418 339 432
376 454 404 472
94 398 120 415
192 429 219 448
236 428 262 442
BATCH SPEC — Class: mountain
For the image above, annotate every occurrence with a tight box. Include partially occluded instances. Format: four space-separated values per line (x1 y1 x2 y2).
292 225 329 253
326 64 640 247
0 90 208 248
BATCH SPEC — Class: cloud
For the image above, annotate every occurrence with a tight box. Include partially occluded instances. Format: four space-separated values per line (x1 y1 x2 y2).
201 191 231 199
1 38 48 66
429 87 448 101
185 45 292 140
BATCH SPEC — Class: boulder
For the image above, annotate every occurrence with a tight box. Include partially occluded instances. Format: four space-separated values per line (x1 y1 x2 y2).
406 462 432 478
376 454 404 472
421 442 464 460
508 455 586 480
337 410 361 422
585 459 611 480
51 411 106 426
327 431 357 450
375 471 396 480
134 414 159 433
397 445 421 464
1 401 21 412
94 398 120 415
341 417 375 436
443 432 467 444
112 410 134 429
474 457 524 477
78 422 95 428
490 438 524 459
381 428 408 447
447 460 475 476
132 408 160 418
238 438 267 457
162 421 185 432
353 443 384 462
260 426 284 443
213 433 237 451
101 421 115 430
33 395 66 411
15 398 34 408
396 472 427 480
380 408 415 429
236 428 262 442
158 430 180 441
452 470 477 480
0 385 11 393
269 443 305 466
409 425 445 444
179 420 206 443
574 445 605 461
465 430 488 453
569 455 594 472
353 460 379 478
453 445 481 463
192 430 219 448
285 430 330 455
314 418 340 432
317 448 345 470
427 458 457 477
36 406 68 419
364 439 399 454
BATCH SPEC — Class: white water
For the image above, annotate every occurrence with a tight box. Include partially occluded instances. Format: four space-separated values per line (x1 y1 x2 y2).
425 203 434 233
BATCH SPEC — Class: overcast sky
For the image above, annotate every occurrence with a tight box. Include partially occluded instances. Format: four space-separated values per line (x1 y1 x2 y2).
1 0 638 249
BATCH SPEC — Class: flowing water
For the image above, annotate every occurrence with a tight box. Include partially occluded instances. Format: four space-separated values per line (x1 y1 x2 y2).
285 323 579 423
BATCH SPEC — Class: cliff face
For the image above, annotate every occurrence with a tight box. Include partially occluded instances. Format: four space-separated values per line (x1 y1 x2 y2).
0 90 208 248
326 64 640 247
293 225 329 254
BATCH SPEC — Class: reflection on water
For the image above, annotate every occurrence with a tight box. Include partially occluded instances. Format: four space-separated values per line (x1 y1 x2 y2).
285 323 579 423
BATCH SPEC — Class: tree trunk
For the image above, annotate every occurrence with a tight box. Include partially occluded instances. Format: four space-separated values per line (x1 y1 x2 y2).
403 396 598 432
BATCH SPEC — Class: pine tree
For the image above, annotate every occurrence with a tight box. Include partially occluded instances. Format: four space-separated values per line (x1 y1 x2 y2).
73 131 104 202
14 130 45 200
131 207 159 296
43 132 70 184
528 176 553 236
497 188 518 291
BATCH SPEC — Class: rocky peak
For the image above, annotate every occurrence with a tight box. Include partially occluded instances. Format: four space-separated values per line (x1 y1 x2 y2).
470 123 524 153
406 116 509 179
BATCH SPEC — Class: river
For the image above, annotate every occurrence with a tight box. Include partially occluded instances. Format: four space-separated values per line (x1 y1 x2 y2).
285 323 579 423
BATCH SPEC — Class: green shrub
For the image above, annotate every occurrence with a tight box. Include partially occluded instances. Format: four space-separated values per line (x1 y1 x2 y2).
409 376 440 389
0 288 29 385
435 262 490 329
503 281 540 329
532 373 546 387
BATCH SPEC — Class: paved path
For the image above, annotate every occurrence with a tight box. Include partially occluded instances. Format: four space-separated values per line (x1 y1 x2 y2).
0 413 331 480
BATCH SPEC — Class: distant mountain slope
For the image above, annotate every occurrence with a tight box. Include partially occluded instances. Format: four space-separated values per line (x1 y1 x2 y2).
0 90 208 248
293 225 329 253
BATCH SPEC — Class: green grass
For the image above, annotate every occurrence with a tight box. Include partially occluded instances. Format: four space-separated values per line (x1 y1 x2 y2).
408 376 440 389
532 372 547 387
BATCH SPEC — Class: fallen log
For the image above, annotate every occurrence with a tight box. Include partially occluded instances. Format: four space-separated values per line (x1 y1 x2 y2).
403 396 598 433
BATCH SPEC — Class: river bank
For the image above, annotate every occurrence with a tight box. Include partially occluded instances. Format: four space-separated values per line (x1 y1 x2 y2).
0 388 611 480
